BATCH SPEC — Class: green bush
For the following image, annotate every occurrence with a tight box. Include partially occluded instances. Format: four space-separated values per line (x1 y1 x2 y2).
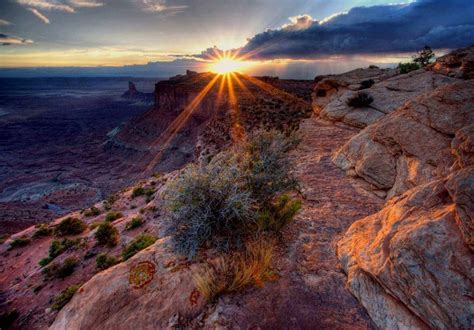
131 186 155 199
121 234 156 260
95 253 119 270
125 216 144 230
55 217 87 236
95 221 119 247
39 238 81 267
257 195 302 231
43 257 78 279
83 206 100 217
346 92 374 108
165 129 300 258
51 285 80 310
8 237 30 250
398 62 421 74
33 224 53 238
104 211 123 222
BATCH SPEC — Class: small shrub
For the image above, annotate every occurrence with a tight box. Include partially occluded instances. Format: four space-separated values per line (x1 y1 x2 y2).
83 206 100 217
125 216 144 230
193 239 275 302
96 253 119 270
51 285 80 310
368 65 379 69
346 92 374 108
8 237 30 250
398 62 421 74
43 257 78 279
104 211 123 222
84 249 97 259
359 79 374 90
39 238 81 267
95 221 119 247
33 224 53 238
131 186 155 199
55 217 86 236
413 46 435 67
257 195 302 232
121 234 156 260
165 129 299 258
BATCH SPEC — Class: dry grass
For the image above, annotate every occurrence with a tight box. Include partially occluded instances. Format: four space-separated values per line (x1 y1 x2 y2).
193 238 275 302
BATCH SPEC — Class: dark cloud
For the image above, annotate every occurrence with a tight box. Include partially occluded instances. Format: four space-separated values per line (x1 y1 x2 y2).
0 33 33 45
239 0 474 59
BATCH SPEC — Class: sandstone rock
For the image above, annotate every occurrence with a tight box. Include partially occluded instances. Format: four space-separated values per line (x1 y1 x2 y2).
338 174 474 329
51 237 206 330
317 70 457 128
429 45 474 79
334 80 474 198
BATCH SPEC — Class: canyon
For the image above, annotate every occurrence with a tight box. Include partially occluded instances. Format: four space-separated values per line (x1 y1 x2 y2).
1 46 473 329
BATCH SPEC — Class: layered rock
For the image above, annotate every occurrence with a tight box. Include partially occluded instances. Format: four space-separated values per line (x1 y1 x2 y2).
335 46 474 329
429 45 474 79
333 80 474 199
313 67 457 128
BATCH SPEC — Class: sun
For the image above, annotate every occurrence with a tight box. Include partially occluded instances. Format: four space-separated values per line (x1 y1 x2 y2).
211 58 246 75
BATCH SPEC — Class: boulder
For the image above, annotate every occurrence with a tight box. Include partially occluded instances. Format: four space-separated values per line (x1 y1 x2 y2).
338 170 474 329
50 237 206 330
333 80 474 198
316 70 457 128
429 45 474 79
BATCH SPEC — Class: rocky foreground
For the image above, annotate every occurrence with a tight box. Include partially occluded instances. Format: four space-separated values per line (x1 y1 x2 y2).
1 46 473 329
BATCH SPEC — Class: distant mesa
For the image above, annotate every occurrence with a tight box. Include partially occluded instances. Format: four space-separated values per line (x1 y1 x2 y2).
121 81 153 101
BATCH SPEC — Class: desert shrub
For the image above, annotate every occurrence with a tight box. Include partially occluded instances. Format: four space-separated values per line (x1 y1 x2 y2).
359 79 375 90
8 237 30 250
346 92 374 108
413 46 435 67
165 129 300 259
131 186 155 199
121 234 156 260
104 211 123 222
257 194 302 232
164 155 254 258
368 65 379 69
125 216 144 230
95 221 119 247
33 224 53 238
193 238 275 302
398 62 421 74
83 206 100 217
51 285 80 310
55 217 86 236
39 238 81 267
43 257 78 279
95 253 119 270
241 130 299 207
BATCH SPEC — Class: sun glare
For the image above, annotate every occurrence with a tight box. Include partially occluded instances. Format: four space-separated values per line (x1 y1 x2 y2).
211 58 246 74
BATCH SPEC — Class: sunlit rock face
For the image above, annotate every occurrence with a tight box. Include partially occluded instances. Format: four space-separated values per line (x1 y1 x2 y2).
312 66 457 129
334 46 474 329
429 45 474 79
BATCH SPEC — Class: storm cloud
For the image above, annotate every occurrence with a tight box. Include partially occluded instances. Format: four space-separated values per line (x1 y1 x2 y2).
239 0 474 59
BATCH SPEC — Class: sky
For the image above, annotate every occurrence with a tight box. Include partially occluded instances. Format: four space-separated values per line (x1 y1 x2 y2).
0 0 473 78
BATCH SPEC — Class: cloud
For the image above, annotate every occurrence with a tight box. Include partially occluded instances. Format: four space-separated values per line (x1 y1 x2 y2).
27 8 51 24
282 15 313 31
239 0 474 60
17 0 75 13
67 0 104 7
0 33 33 46
135 0 188 14
0 19 12 26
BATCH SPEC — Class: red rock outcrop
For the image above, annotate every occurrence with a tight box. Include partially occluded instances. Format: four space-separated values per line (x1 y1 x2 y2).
335 46 474 329
429 45 474 79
